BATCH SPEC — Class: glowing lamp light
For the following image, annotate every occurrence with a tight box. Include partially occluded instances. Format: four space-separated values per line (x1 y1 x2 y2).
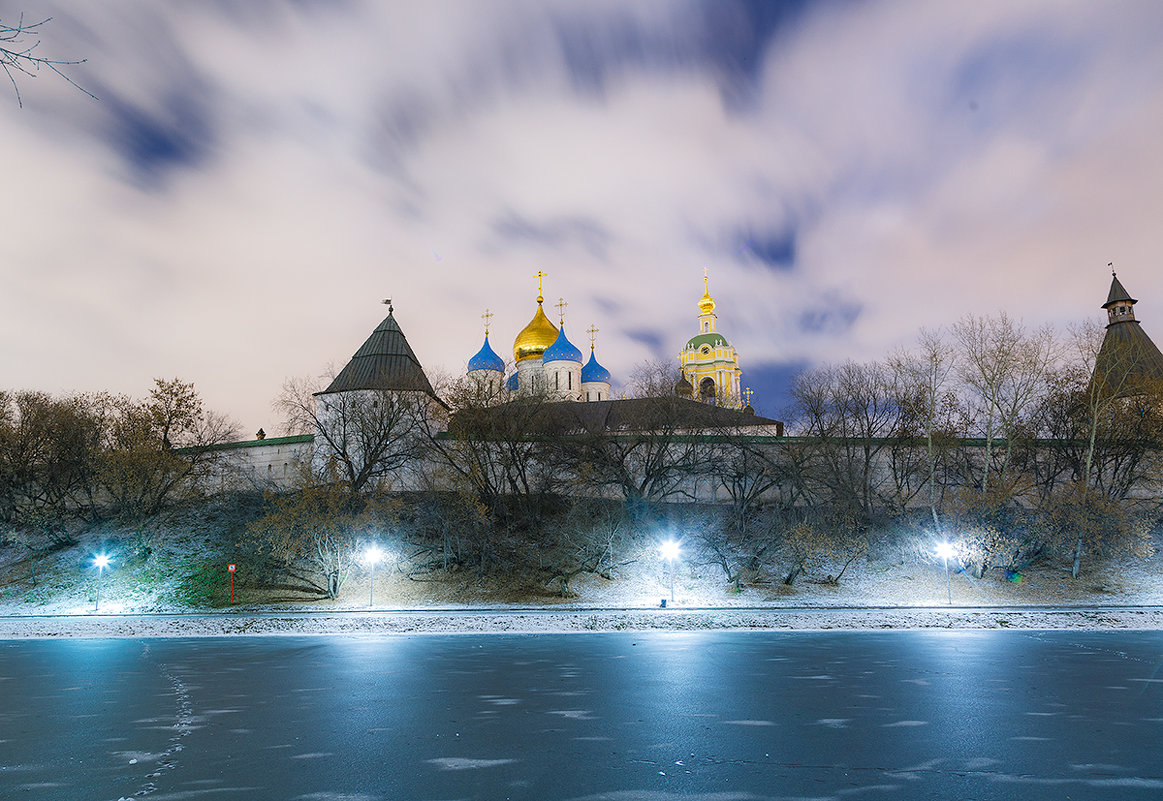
659 539 681 562
364 543 385 608
92 553 113 611
363 545 384 565
935 541 955 605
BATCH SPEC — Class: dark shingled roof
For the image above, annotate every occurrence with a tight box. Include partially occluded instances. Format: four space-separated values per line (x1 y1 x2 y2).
452 396 784 437
1103 274 1136 309
1095 318 1163 389
1094 274 1163 392
318 310 437 397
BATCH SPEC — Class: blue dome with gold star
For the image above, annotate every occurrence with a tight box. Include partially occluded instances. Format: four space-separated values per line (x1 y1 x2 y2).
581 349 611 384
543 326 582 363
467 335 505 373
506 372 518 391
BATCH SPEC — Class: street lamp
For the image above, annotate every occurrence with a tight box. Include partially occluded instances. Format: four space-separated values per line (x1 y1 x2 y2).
659 539 681 604
93 553 112 612
363 544 384 608
935 541 955 605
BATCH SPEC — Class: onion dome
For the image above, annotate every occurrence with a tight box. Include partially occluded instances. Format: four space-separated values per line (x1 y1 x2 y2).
514 301 559 362
581 348 611 383
675 374 694 398
506 372 518 392
467 335 505 373
698 274 716 315
543 325 582 363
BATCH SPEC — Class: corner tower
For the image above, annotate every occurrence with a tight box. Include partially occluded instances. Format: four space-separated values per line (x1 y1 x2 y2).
1094 269 1163 393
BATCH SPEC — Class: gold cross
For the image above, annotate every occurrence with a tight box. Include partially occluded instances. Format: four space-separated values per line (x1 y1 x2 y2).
703 266 710 292
554 297 568 326
743 387 754 406
586 324 599 349
534 270 548 302
481 309 494 336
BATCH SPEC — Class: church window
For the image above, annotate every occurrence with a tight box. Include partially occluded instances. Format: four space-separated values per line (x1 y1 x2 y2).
555 372 559 389
568 372 572 389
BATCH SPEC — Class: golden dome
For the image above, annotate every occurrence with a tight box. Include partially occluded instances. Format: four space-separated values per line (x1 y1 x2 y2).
698 275 716 315
514 301 559 362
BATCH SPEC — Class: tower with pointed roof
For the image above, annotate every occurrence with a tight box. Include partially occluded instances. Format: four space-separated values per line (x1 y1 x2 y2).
311 299 444 487
678 271 743 407
1094 270 1163 393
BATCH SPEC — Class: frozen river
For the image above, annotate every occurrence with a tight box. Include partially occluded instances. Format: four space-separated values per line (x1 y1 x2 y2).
2 630 1162 800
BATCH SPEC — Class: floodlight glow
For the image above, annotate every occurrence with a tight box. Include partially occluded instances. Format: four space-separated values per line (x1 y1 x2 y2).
935 542 956 560
92 553 112 612
659 540 681 562
363 544 384 565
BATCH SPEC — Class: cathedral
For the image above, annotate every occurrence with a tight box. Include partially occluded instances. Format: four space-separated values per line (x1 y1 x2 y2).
465 269 748 410
466 271 613 403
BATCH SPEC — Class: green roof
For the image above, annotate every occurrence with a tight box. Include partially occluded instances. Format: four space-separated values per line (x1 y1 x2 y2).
684 332 730 350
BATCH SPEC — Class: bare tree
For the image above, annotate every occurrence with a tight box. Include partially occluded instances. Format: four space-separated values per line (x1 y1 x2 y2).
1 14 93 106
788 360 908 519
97 379 238 554
890 327 960 532
277 374 434 495
953 312 1058 495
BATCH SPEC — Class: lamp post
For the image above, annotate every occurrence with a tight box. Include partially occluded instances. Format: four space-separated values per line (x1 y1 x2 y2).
659 539 680 604
935 541 955 605
93 553 111 611
364 544 384 608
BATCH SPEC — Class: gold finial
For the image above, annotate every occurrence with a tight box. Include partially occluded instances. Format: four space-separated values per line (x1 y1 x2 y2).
554 297 568 326
586 324 599 350
482 309 494 336
703 266 710 292
382 297 393 314
743 387 754 406
534 270 548 303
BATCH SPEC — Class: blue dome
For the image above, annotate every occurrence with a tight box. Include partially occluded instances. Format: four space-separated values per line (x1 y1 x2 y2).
467 335 505 373
506 372 519 391
542 326 582 363
581 349 611 384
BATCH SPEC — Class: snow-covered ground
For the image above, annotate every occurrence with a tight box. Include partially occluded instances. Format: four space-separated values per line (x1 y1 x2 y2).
3 606 1163 639
4 521 1162 638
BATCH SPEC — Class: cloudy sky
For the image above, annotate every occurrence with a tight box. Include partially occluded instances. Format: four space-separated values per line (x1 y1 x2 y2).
4 0 1163 435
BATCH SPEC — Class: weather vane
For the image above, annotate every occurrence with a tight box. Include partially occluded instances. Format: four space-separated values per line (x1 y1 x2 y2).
534 270 548 302
382 297 393 314
555 298 568 326
482 308 494 336
1109 261 1116 277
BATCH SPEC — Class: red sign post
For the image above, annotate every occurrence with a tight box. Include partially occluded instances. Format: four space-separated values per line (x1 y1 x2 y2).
227 563 236 603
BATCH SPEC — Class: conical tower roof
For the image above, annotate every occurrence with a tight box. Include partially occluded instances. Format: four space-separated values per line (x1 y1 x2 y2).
319 305 437 397
1103 273 1137 309
1094 275 1163 392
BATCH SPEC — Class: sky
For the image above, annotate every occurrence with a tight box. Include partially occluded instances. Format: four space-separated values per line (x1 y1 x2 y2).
3 0 1163 436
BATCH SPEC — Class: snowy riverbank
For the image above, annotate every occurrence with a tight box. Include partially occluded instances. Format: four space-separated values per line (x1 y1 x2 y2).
3 605 1163 638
